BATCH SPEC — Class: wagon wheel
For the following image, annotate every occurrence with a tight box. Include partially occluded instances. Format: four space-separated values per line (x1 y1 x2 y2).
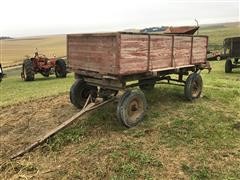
70 79 97 109
139 79 156 91
225 58 232 73
55 59 67 78
117 90 147 128
21 59 35 81
184 73 203 101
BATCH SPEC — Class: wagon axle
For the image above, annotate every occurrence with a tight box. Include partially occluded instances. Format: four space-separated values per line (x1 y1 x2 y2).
70 71 203 128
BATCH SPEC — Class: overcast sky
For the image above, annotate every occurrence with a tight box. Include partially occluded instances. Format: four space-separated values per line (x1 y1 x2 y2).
0 0 239 37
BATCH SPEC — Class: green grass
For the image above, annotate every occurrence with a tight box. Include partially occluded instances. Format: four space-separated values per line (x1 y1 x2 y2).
1 64 240 179
0 70 74 106
10 62 236 179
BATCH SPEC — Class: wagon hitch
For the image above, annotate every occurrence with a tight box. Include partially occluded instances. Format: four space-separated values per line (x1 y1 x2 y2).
199 61 212 73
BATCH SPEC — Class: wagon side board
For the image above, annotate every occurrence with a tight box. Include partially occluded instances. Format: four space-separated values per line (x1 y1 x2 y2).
67 34 119 74
67 32 208 77
119 34 148 74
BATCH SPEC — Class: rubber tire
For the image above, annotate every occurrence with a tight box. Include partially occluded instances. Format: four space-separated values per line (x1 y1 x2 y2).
225 58 232 73
70 79 97 109
184 73 203 101
116 90 131 124
139 79 155 91
117 90 147 128
55 59 67 78
22 59 35 81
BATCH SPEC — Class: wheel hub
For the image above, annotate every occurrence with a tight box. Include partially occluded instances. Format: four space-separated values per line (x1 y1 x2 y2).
192 81 200 97
127 98 143 124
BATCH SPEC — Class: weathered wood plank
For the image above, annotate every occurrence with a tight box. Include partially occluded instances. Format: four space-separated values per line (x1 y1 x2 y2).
68 35 118 74
173 36 192 67
119 34 148 75
192 36 207 63
150 35 172 69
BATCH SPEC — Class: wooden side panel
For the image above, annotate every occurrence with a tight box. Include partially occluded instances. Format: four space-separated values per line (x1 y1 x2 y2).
119 34 148 74
192 36 208 63
150 35 172 70
68 35 118 74
173 36 192 67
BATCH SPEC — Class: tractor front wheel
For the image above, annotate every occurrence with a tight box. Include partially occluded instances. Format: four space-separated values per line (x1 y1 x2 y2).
22 59 35 81
70 79 98 109
55 59 67 78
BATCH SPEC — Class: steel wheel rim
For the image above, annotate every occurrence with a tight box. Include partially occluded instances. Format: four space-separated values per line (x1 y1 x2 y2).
192 81 201 97
127 97 144 124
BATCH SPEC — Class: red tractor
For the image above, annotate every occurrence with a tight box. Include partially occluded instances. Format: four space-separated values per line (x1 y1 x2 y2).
21 51 67 81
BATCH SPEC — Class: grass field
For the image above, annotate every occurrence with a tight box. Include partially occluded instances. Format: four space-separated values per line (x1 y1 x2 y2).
0 68 74 107
0 22 240 179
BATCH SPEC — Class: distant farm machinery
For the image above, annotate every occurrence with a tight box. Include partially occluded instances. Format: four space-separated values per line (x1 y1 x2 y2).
21 50 67 81
224 37 240 73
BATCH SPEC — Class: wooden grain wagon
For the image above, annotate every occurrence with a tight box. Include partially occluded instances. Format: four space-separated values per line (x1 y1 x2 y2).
67 32 210 128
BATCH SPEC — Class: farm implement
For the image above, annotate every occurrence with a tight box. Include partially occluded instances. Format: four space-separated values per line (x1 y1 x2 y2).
11 29 212 159
21 50 67 81
68 31 211 128
224 37 240 73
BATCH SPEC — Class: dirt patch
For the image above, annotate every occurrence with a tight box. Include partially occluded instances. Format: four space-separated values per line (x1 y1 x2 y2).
0 94 78 161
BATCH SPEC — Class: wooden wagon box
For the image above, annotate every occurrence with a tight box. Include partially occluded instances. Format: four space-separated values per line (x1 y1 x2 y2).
67 32 208 76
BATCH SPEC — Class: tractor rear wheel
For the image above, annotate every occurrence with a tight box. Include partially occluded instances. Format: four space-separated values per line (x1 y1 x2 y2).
184 73 203 101
70 79 98 109
117 90 147 128
55 59 67 78
225 58 232 73
22 59 35 81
